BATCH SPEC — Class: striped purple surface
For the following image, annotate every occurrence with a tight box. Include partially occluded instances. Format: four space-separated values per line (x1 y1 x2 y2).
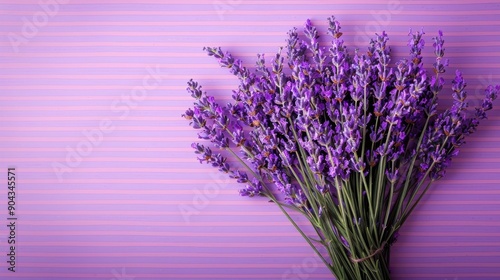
0 1 500 279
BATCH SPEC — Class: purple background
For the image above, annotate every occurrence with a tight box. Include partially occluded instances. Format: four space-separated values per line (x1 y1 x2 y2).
1 0 500 279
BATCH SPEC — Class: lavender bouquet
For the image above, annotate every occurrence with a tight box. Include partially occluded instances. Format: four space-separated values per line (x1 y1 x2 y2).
182 17 499 279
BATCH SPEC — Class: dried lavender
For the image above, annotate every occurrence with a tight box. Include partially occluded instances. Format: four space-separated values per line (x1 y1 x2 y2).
182 17 499 280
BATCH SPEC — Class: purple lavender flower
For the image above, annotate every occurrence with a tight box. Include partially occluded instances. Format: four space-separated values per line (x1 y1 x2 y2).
239 178 264 197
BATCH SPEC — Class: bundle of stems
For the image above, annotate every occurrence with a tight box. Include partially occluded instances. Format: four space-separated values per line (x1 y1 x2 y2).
183 17 498 279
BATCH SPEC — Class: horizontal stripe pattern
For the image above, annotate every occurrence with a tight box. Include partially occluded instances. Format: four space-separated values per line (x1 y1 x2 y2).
1 1 500 280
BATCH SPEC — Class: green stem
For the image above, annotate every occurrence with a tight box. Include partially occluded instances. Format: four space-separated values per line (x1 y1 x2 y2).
227 146 335 276
390 116 431 226
226 148 261 181
269 194 334 275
